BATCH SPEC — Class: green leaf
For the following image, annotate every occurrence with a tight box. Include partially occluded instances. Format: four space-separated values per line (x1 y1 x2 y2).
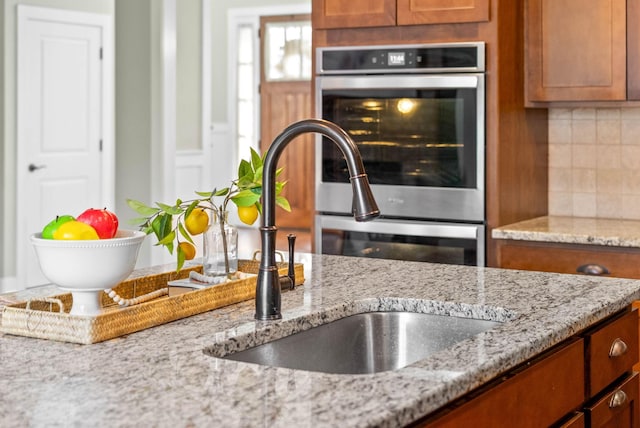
195 190 214 198
126 199 160 216
275 167 284 178
157 230 176 246
250 147 262 170
127 217 150 226
156 202 183 215
214 187 230 197
152 213 173 241
184 200 200 219
275 181 287 195
237 175 254 189
176 246 185 271
178 222 195 245
238 159 252 179
253 166 263 185
231 189 261 206
276 196 291 212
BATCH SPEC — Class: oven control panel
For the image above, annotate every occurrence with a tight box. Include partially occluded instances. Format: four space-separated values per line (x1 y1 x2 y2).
317 42 485 74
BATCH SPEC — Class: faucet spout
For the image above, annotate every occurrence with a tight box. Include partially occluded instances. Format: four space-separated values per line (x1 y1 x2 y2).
255 119 380 321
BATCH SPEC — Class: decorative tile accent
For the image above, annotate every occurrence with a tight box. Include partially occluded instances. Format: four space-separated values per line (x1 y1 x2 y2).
549 107 640 219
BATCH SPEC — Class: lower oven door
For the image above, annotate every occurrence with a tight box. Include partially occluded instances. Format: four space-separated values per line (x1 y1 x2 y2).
316 215 485 266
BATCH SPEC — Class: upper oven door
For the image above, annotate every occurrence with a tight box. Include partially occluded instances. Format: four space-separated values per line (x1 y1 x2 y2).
315 73 485 222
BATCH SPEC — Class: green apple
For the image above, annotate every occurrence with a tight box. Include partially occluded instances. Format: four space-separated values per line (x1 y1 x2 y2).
41 215 75 239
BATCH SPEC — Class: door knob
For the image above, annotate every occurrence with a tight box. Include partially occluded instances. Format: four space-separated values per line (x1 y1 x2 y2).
28 163 46 172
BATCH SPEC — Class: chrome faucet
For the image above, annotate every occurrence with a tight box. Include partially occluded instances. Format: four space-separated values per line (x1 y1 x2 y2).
255 119 380 321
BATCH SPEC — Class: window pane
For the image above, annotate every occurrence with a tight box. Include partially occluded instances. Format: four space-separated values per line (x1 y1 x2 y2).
237 64 253 100
237 25 253 64
264 20 311 82
237 100 254 138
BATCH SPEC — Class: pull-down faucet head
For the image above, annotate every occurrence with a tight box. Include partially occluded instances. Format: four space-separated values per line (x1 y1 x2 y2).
255 119 380 321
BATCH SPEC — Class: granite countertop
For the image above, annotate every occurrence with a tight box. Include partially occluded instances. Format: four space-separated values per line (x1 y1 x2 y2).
492 215 640 247
2 254 640 427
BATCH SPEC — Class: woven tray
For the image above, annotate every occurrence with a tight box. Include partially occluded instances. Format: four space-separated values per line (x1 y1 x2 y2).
0 261 304 345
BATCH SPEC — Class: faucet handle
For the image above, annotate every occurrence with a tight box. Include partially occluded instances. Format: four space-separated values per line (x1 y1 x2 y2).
287 234 296 289
277 234 297 291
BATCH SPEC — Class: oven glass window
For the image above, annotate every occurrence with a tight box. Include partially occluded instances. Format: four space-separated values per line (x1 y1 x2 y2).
322 88 477 188
322 229 478 266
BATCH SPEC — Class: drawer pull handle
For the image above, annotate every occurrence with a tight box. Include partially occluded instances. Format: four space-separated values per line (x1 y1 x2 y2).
609 338 628 357
577 263 610 275
609 390 628 408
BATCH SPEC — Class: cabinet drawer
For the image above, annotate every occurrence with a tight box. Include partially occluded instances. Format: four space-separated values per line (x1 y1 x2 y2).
496 240 640 279
585 372 639 427
422 339 585 427
585 310 639 396
558 412 585 428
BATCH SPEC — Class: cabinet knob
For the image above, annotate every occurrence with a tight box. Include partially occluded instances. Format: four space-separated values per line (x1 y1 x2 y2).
576 263 610 276
609 390 628 408
609 338 628 358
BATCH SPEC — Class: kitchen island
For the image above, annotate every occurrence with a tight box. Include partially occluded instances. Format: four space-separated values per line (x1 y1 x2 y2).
1 254 640 427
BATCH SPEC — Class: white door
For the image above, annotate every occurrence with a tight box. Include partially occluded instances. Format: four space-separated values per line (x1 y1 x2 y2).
16 6 114 288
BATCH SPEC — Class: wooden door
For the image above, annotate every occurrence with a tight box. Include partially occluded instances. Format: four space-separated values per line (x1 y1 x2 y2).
260 15 313 230
397 0 490 25
526 0 627 102
312 0 396 29
16 6 113 287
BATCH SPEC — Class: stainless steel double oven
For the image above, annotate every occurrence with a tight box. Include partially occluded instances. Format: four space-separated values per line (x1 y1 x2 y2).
315 42 486 266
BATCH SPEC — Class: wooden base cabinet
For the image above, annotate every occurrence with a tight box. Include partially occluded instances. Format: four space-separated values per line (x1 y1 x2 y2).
415 308 639 427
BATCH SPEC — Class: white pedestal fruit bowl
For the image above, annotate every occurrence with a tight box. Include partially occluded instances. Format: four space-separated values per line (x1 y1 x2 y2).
30 230 146 316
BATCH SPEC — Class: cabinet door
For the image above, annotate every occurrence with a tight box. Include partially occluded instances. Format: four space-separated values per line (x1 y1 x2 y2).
397 0 490 25
526 0 627 102
312 0 396 29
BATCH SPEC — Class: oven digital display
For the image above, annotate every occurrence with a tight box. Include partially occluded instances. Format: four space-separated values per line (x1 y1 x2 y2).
388 52 405 66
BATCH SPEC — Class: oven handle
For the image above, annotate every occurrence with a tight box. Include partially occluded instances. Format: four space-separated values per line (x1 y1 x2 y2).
318 216 482 240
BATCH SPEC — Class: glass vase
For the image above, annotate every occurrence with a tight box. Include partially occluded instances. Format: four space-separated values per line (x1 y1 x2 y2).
203 210 238 278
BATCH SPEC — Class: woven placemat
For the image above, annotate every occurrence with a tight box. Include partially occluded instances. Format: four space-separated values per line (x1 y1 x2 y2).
0 262 303 344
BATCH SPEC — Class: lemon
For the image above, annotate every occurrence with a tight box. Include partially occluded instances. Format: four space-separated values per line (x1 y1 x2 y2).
185 208 209 235
178 242 196 260
53 220 100 240
238 204 259 225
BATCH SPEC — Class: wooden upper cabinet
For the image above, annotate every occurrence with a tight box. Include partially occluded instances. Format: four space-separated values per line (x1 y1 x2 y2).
312 0 489 29
312 0 396 29
526 0 628 102
397 0 490 25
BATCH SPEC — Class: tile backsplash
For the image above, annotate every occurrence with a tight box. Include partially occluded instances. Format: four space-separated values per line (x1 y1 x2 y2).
548 108 640 220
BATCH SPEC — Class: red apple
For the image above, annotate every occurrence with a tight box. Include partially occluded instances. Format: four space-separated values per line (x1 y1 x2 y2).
76 208 119 239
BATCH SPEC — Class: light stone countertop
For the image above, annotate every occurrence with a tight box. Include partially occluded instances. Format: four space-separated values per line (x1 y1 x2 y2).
2 254 640 427
492 215 640 247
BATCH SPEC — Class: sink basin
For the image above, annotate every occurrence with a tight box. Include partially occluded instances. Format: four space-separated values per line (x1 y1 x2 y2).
219 311 501 374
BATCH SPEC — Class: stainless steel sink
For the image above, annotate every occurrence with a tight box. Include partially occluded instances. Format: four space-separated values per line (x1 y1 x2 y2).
219 311 501 374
